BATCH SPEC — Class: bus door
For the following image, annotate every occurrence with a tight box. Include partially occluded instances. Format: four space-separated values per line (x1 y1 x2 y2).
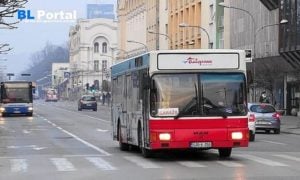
126 74 133 142
121 74 129 142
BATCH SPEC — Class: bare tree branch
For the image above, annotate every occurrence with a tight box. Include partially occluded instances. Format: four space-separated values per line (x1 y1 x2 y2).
0 0 28 29
0 43 13 53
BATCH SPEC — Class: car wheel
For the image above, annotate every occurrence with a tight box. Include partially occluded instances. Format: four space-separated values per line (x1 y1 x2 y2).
78 106 82 111
265 130 271 134
274 129 280 134
218 148 232 158
249 131 255 142
93 108 97 111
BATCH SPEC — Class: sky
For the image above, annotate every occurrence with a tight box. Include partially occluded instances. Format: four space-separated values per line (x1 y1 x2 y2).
0 0 116 74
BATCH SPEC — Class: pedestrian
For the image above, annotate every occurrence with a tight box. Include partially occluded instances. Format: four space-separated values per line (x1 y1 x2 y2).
102 93 106 105
259 91 269 103
106 92 111 106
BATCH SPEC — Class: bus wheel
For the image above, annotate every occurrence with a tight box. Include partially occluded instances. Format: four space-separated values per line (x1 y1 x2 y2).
118 124 129 151
138 124 152 158
218 148 232 158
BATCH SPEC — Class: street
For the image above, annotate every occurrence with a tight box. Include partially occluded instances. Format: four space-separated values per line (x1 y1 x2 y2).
0 100 300 180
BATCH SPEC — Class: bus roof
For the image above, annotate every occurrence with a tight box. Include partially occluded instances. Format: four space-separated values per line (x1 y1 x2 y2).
112 49 247 77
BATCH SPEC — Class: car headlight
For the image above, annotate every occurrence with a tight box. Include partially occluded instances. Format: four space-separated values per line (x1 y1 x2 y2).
28 107 33 111
0 107 5 112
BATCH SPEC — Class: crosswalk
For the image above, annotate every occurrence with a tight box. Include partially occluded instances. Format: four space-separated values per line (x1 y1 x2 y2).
2 153 300 173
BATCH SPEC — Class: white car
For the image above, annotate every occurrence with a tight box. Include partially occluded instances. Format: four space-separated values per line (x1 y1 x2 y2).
248 110 256 142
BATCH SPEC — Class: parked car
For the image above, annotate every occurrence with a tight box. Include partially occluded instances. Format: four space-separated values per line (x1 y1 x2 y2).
78 95 97 111
248 103 281 134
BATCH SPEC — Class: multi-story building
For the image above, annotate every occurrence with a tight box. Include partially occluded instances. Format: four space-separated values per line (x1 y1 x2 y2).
51 63 69 99
223 0 299 115
117 0 168 58
69 18 117 100
169 0 223 49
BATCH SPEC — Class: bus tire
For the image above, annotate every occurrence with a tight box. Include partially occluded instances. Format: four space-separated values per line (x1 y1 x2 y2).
118 123 129 151
249 131 255 142
218 148 232 158
138 123 152 158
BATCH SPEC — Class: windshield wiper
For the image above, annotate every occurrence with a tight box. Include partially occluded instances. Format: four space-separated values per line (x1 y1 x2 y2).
207 107 228 119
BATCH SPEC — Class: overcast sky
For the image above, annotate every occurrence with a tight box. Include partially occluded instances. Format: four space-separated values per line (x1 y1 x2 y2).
0 0 116 74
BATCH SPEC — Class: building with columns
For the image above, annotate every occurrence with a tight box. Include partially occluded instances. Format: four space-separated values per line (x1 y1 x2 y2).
68 18 117 99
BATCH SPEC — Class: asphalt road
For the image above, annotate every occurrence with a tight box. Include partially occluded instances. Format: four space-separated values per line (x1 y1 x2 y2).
0 100 300 180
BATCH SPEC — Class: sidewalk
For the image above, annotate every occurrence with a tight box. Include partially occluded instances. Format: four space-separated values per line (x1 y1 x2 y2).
280 115 300 135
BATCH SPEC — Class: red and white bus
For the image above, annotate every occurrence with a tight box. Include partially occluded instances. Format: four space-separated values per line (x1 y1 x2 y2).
111 49 249 158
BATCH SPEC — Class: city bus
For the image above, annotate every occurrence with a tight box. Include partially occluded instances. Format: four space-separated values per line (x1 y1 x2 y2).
111 49 249 158
0 81 34 116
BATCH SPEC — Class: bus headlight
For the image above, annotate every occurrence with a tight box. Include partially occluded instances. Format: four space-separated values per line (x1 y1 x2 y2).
0 107 5 112
232 132 243 140
28 107 33 111
159 133 171 141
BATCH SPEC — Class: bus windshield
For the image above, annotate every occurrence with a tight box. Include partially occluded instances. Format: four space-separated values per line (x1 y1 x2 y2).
150 73 247 118
2 87 31 103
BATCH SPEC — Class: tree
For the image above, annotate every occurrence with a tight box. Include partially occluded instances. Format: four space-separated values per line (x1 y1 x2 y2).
0 0 28 53
0 0 28 29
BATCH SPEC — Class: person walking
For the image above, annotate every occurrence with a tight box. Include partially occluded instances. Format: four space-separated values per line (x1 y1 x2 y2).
259 91 269 103
106 92 111 106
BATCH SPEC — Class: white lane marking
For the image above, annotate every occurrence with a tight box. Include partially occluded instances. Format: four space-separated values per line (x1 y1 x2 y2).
44 118 111 156
217 161 244 167
50 158 76 172
86 157 117 170
177 161 206 168
236 154 288 167
39 104 110 123
124 156 162 169
273 154 300 162
11 159 28 173
23 130 31 134
97 129 109 132
260 140 287 146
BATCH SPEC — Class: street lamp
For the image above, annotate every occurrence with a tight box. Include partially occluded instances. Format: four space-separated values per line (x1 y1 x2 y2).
127 40 148 52
179 23 211 49
147 30 172 50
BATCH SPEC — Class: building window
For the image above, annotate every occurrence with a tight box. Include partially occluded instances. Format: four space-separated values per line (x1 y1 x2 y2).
102 60 107 73
102 42 107 53
94 42 99 53
94 60 99 71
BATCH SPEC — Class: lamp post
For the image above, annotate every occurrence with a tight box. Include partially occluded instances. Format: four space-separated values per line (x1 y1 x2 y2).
219 2 288 102
110 47 128 59
147 30 171 49
127 40 148 52
179 23 211 49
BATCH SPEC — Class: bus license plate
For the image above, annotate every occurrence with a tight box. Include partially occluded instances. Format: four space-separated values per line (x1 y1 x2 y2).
190 142 212 148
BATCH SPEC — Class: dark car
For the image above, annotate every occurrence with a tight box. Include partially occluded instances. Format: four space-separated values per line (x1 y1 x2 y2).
248 103 281 134
78 95 97 111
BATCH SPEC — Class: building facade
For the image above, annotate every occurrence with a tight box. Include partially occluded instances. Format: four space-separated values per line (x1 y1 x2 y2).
223 0 298 114
51 63 69 100
68 18 117 100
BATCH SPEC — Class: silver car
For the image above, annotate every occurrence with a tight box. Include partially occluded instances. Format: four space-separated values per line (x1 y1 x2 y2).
248 103 281 134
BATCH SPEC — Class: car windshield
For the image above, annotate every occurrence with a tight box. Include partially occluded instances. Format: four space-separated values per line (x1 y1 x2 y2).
250 104 275 113
150 73 247 118
82 96 96 101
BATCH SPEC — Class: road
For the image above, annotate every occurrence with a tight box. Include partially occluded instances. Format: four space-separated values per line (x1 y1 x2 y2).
0 100 300 180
